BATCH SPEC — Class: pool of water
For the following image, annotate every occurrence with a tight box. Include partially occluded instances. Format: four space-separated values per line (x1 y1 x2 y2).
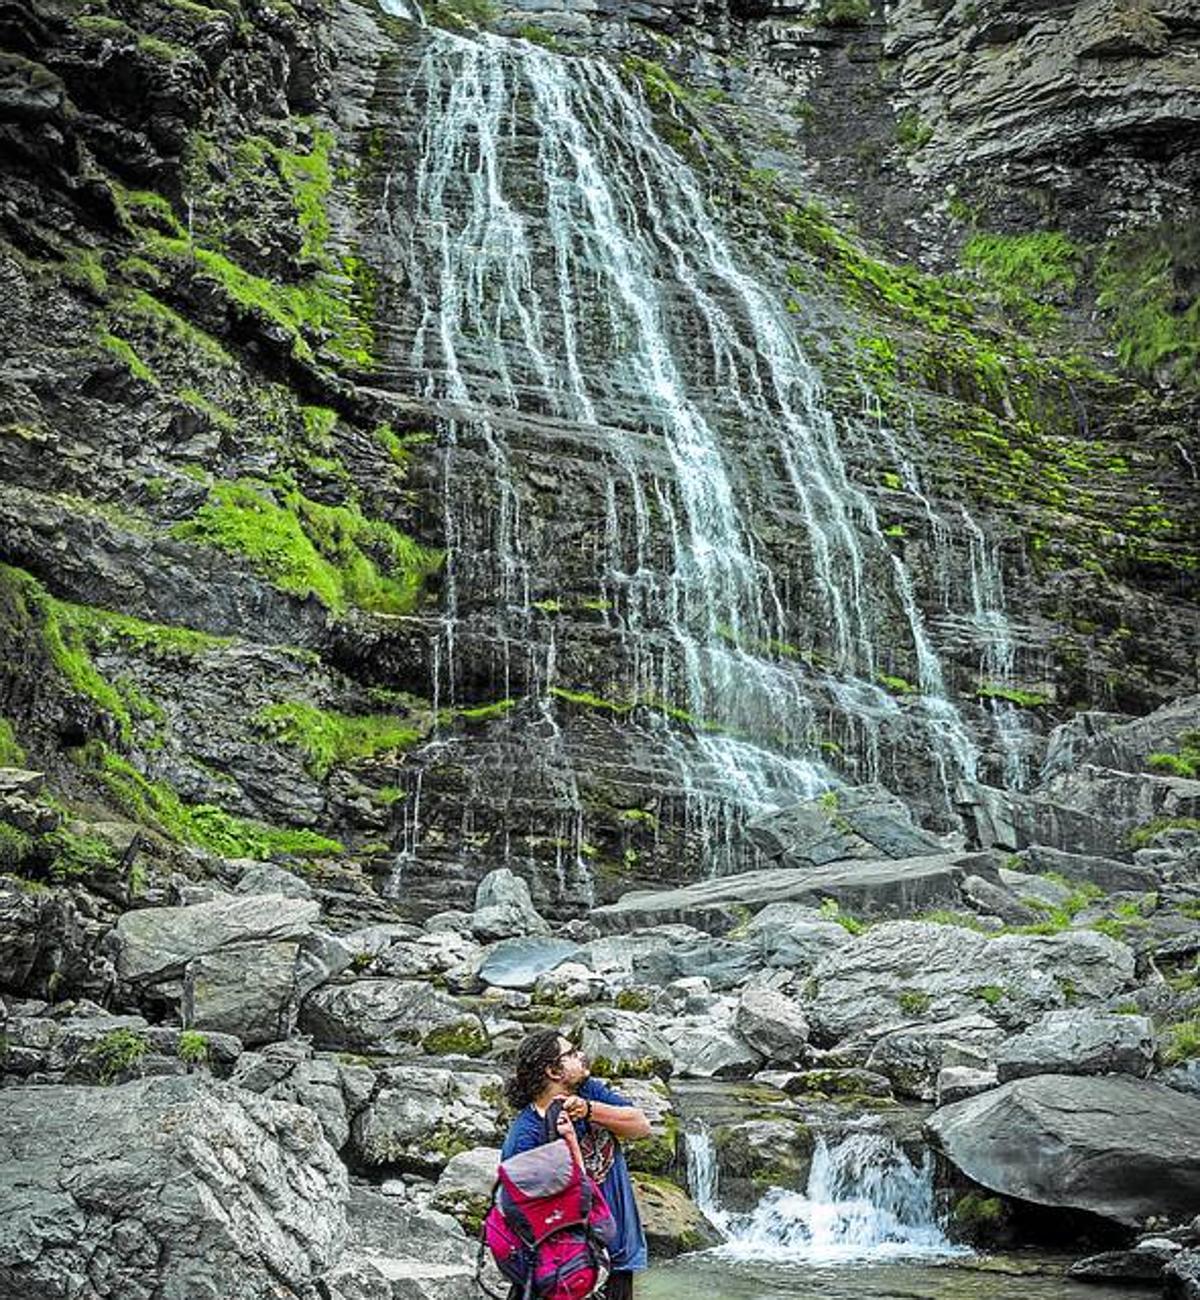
639 1253 1129 1300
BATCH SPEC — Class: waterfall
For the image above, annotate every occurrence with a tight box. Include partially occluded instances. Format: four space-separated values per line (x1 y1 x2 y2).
380 19 1004 874
686 1127 962 1264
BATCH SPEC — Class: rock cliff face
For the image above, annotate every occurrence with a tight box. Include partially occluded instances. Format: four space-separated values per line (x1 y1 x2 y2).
0 0 1196 923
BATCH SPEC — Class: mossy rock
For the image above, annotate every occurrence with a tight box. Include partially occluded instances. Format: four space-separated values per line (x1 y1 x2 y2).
422 1019 490 1057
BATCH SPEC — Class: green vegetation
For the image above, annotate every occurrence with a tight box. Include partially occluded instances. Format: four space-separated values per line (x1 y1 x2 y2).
98 332 158 384
253 700 424 778
962 231 1080 329
426 0 498 29
1146 733 1200 780
1129 817 1200 850
97 746 343 859
614 989 653 1012
819 897 866 935
1163 1020 1200 1067
818 0 870 25
1097 221 1200 388
422 1021 489 1056
1012 879 1103 933
170 479 442 616
91 1028 149 1083
0 822 34 869
975 683 1051 708
177 1030 209 1066
876 673 917 696
894 109 932 151
45 827 117 881
971 985 1005 1006
918 909 990 932
951 1192 1006 1228
897 988 931 1015
0 719 25 767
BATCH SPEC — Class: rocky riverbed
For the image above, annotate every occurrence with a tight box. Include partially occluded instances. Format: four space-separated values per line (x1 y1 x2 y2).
4 698 1200 1296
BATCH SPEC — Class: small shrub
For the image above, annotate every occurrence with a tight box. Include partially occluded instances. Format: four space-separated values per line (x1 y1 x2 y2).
1163 1020 1200 1066
898 988 931 1015
91 1028 149 1083
177 1030 209 1066
0 718 26 766
0 822 34 869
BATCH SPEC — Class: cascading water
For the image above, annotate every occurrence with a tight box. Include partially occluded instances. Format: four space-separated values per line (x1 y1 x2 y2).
686 1127 962 1264
376 17 1030 888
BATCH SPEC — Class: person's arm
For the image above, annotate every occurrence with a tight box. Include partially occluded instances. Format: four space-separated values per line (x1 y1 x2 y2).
558 1083 652 1140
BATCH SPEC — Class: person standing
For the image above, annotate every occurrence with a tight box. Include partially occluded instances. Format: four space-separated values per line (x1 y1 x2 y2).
501 1028 652 1299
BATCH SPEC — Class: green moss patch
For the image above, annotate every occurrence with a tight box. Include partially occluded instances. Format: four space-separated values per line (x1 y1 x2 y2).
254 700 425 778
170 479 442 615
98 746 343 859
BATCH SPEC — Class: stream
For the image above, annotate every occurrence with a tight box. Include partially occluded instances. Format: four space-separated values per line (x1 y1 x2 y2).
659 1128 1126 1300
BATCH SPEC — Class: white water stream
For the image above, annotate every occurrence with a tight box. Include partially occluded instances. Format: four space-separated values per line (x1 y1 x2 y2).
685 1127 963 1265
380 17 1035 863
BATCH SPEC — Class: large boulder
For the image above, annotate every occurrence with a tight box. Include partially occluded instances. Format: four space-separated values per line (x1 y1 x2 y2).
326 1188 475 1300
632 936 759 991
182 939 301 1047
661 1019 762 1079
110 893 320 983
928 1074 1200 1225
735 984 810 1065
431 1146 502 1230
591 853 990 933
580 1008 674 1079
803 921 1135 1043
742 904 854 971
302 979 489 1056
350 1065 506 1173
230 1041 376 1151
471 868 550 941
0 1075 346 1298
993 1010 1156 1083
629 1173 722 1257
864 1015 1004 1101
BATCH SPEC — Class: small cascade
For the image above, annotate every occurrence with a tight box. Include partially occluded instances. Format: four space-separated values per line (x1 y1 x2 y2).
686 1128 962 1264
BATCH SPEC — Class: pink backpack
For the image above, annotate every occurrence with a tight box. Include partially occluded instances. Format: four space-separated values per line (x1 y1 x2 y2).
479 1114 617 1299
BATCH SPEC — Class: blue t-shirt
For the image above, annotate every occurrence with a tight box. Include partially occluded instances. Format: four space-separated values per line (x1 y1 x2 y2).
500 1077 648 1273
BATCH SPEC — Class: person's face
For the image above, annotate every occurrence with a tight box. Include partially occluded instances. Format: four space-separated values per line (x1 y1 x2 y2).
549 1036 589 1089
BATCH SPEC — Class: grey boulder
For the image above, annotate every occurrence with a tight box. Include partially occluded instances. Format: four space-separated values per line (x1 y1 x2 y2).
326 1188 474 1300
928 1074 1200 1225
350 1065 505 1172
994 1009 1156 1083
471 868 550 941
0 1075 346 1299
302 979 488 1056
477 936 581 991
111 893 320 983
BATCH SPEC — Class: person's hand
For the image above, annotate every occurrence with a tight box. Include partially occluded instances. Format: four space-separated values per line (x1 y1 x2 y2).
555 1107 574 1139
555 1094 588 1122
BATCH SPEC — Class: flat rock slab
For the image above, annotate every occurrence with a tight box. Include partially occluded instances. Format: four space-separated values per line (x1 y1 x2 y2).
477 936 581 990
591 853 989 933
0 1075 346 1298
927 1074 1200 1225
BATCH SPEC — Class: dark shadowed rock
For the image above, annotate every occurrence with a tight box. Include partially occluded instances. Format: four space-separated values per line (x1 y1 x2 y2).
928 1074 1200 1225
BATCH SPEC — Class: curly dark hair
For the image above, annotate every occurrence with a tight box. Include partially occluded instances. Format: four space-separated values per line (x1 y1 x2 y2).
505 1028 565 1110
